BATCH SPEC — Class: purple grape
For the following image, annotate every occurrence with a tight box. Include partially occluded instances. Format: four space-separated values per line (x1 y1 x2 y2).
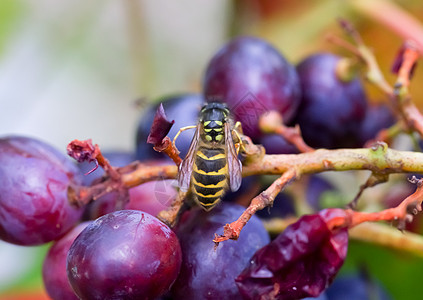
203 36 301 140
82 157 176 220
326 272 392 300
358 103 395 146
85 178 176 220
126 177 176 216
0 136 83 245
222 175 260 205
306 175 337 211
171 203 270 300
136 94 205 160
67 210 182 300
43 222 91 300
256 191 296 219
259 134 299 154
295 53 368 149
305 294 328 300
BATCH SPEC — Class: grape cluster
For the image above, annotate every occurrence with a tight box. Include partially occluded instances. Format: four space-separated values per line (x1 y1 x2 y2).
0 34 398 300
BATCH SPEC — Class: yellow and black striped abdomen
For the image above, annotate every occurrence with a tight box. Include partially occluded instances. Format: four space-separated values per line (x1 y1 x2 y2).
192 146 228 210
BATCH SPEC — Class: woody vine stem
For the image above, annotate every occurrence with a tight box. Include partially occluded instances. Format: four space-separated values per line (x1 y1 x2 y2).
67 21 423 252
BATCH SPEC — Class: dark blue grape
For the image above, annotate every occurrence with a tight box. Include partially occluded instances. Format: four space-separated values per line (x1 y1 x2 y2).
259 134 299 154
203 36 301 140
306 175 337 211
358 103 395 146
171 203 270 299
256 191 296 219
222 175 260 205
295 53 368 149
326 273 392 300
135 94 205 160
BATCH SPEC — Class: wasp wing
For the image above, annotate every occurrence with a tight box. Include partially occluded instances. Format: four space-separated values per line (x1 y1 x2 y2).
225 123 242 192
178 124 201 192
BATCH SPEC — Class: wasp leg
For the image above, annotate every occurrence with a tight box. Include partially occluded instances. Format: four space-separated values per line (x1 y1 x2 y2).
172 125 197 153
233 121 243 133
231 128 246 155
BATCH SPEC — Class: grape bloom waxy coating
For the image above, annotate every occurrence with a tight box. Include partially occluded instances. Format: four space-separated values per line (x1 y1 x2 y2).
0 136 83 245
67 210 182 300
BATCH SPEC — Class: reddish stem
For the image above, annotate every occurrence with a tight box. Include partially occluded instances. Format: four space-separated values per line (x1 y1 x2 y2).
213 169 297 243
259 111 314 153
153 136 183 166
396 44 420 90
274 125 314 153
327 177 423 230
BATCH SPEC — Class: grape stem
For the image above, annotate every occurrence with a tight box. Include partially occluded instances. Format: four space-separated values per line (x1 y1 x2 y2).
68 137 423 243
152 136 183 166
363 122 402 148
258 111 314 153
326 176 423 231
332 19 422 140
351 0 423 56
213 141 423 243
215 171 423 244
214 169 297 243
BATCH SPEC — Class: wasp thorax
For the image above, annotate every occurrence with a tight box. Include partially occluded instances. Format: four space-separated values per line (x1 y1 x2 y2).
200 103 228 143
202 120 224 142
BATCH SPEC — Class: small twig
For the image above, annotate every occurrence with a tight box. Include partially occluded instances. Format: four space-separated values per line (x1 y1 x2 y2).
68 163 178 206
351 0 423 55
347 171 389 209
363 122 403 148
394 41 419 92
67 139 120 180
67 139 128 207
69 144 423 207
336 20 393 95
156 190 189 227
153 136 183 166
259 111 314 153
333 20 423 141
213 169 297 243
327 177 423 231
326 33 362 57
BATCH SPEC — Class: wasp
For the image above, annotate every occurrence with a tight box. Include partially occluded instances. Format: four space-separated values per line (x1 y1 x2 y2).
174 102 242 211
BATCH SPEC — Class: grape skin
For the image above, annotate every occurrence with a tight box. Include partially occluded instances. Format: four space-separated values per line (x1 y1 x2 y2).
295 53 368 149
203 36 301 140
43 222 91 300
171 203 270 300
67 210 182 300
0 136 83 245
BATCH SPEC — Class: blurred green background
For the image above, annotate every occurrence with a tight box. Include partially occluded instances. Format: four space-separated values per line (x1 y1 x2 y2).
1 0 423 299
